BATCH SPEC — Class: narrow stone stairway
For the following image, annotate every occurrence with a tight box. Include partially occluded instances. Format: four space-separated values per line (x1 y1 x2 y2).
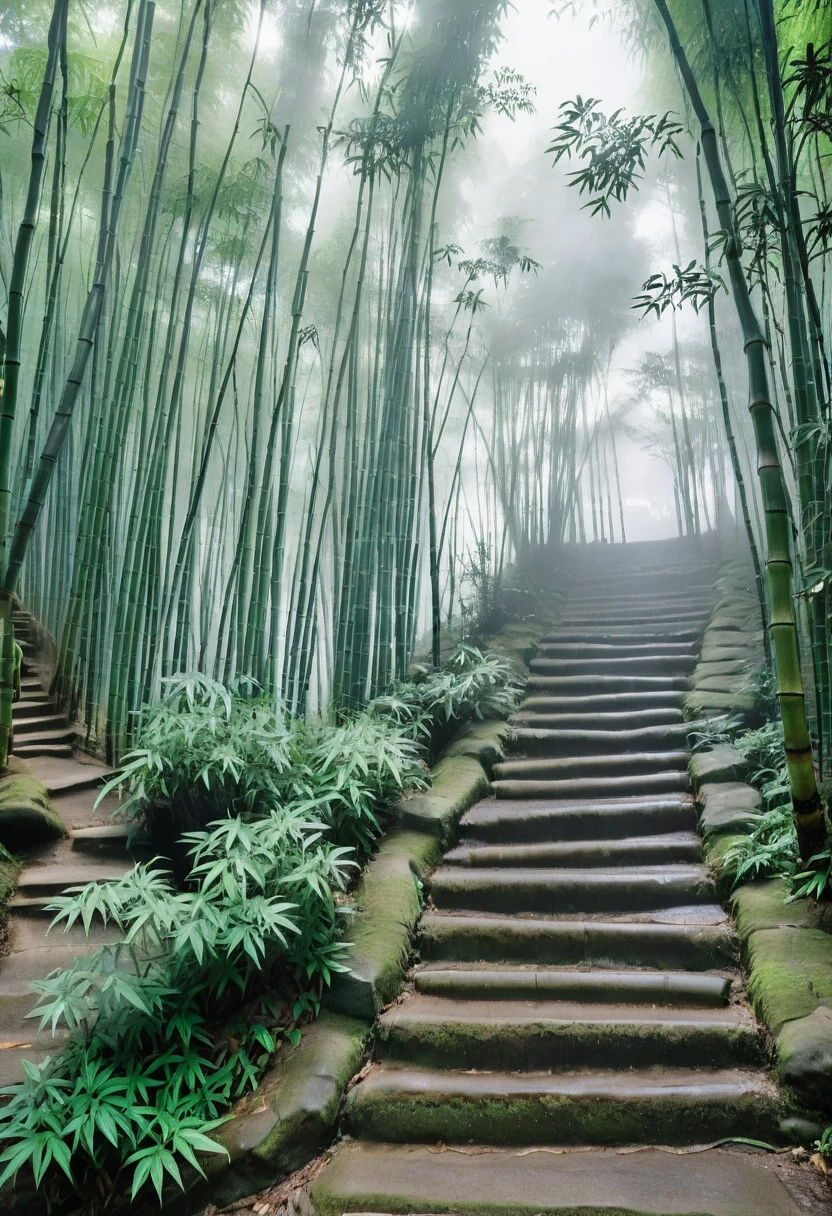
0 609 133 1083
314 538 803 1216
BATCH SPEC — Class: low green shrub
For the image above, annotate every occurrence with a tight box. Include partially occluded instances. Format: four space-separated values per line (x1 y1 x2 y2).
0 646 520 1207
100 673 428 864
370 644 523 755
700 716 832 899
0 811 353 1207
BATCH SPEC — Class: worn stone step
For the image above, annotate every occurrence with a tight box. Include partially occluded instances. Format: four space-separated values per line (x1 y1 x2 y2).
559 610 709 627
13 697 55 721
527 675 690 694
13 742 74 759
520 693 686 714
537 641 698 657
11 714 71 736
530 655 698 677
491 771 690 801
343 1064 781 1145
419 912 737 970
444 831 701 869
71 824 140 857
23 756 108 797
312 1140 806 1216
378 999 761 1072
413 967 730 1005
428 864 716 915
16 858 131 896
510 709 685 730
461 796 695 842
508 725 691 755
543 627 703 643
494 752 690 781
564 599 714 618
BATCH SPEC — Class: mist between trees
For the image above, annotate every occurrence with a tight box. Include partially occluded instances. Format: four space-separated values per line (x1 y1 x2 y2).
0 0 830 831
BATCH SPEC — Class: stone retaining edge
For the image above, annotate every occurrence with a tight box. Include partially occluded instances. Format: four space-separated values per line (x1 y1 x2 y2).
688 550 832 1123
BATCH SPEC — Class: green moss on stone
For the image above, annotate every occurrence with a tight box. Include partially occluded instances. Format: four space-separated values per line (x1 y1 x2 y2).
731 880 812 941
326 829 441 1019
745 927 832 1036
0 775 65 847
443 719 510 773
391 754 489 843
344 1086 782 1147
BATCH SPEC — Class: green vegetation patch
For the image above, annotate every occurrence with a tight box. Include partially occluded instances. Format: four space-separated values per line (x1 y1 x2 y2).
0 774 65 848
745 926 832 1036
327 829 442 1019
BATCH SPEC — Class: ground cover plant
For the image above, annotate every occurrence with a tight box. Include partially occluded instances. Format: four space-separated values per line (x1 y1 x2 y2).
0 647 521 1209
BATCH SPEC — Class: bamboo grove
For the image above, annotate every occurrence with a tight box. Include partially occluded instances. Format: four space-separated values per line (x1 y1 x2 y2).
0 0 548 759
548 0 832 856
3 0 832 854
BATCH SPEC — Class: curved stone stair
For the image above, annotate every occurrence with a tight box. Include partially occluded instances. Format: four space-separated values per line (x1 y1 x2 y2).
316 538 801 1215
0 611 137 1083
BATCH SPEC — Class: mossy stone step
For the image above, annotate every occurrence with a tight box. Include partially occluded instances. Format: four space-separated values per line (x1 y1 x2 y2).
508 725 690 756
491 771 690 801
509 709 684 731
14 742 74 759
311 1141 808 1216
494 752 690 781
528 675 690 695
343 1064 782 1146
519 692 686 714
538 640 698 656
529 655 698 676
543 628 702 643
428 864 716 915
418 912 736 970
461 795 696 843
444 831 701 869
377 998 762 1072
413 967 730 1004
12 715 70 735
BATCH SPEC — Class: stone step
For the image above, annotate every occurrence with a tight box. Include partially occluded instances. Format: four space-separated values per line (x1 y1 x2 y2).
461 795 695 842
24 756 108 797
444 831 701 868
508 725 691 755
13 742 74 759
491 771 690 801
419 912 737 970
312 1141 805 1216
343 1065 781 1145
11 714 71 736
413 967 730 1005
71 824 137 857
560 607 709 622
542 628 702 643
529 655 698 676
537 641 698 657
493 752 690 781
511 707 685 728
564 598 714 617
520 696 688 719
428 864 716 915
10 859 131 914
378 999 762 1072
527 675 690 694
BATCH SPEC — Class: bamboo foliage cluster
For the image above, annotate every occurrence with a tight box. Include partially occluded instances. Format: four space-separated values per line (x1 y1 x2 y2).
0 0 536 761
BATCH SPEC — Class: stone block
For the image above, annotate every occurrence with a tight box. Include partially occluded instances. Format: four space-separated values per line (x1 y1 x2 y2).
697 781 760 837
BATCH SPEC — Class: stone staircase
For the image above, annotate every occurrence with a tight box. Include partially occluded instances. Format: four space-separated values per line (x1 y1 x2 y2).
313 538 802 1216
0 609 134 1083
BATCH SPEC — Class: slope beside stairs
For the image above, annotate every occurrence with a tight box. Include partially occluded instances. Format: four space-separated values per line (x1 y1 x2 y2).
0 609 135 1084
311 537 811 1216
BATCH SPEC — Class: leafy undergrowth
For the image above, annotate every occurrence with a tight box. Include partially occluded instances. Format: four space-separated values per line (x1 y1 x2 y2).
0 648 521 1212
692 711 831 899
